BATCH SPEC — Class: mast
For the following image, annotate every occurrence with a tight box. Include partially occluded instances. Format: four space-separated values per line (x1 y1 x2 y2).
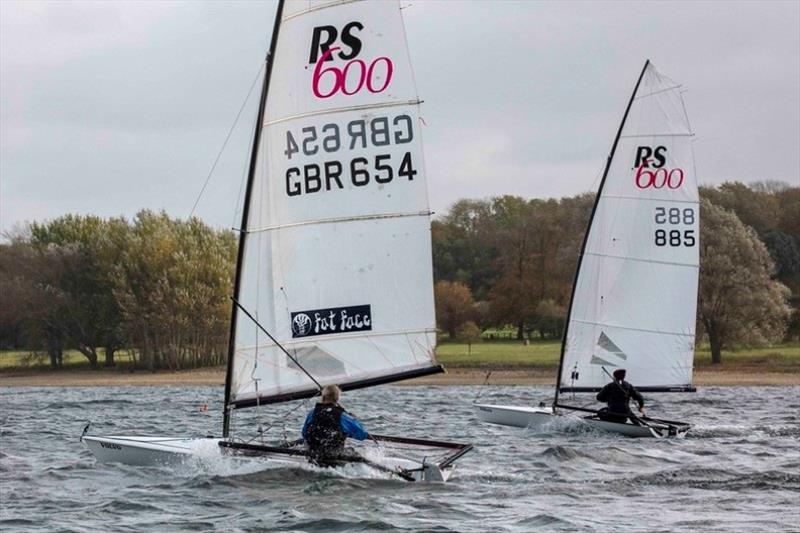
223 0 285 438
552 59 650 409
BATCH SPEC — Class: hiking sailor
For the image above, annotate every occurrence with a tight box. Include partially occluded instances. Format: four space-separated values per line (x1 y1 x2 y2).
302 384 369 466
596 369 645 425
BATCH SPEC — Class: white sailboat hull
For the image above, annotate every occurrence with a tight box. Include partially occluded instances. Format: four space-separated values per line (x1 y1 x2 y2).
82 435 453 482
474 404 557 428
82 436 224 466
474 404 689 438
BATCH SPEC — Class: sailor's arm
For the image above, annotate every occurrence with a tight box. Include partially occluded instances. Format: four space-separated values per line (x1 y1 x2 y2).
340 412 369 440
630 385 645 410
301 410 314 440
596 384 610 402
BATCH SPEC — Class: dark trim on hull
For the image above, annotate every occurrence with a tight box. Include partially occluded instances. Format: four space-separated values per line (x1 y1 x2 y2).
223 0 286 438
230 365 445 409
555 403 691 431
559 385 696 393
553 59 651 407
219 431 473 477
370 434 473 469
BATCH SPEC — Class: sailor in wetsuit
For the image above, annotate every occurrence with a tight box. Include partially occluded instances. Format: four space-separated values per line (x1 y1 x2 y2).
301 384 369 466
596 369 645 425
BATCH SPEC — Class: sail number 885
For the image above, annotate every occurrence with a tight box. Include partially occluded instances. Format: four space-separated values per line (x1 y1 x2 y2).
654 207 696 247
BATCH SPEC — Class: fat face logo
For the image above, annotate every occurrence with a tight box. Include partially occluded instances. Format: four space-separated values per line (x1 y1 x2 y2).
292 313 313 337
308 21 394 99
291 305 372 338
634 145 667 169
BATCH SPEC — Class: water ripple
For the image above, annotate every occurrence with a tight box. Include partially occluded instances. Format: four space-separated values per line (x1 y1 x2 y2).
1 385 799 532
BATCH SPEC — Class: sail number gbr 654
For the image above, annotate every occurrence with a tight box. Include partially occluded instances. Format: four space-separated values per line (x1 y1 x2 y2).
283 114 417 197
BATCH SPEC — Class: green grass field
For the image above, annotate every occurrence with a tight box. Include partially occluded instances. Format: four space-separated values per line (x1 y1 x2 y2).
1 341 798 372
435 339 800 370
0 349 135 370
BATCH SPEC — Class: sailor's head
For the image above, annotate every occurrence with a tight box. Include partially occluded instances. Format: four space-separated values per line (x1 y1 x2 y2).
613 369 626 381
321 384 341 404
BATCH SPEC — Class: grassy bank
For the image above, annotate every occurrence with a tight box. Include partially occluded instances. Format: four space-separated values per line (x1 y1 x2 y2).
0 349 135 370
2 341 798 373
435 340 800 371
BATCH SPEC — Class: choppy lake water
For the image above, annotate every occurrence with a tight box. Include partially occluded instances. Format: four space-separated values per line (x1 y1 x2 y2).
1 385 798 532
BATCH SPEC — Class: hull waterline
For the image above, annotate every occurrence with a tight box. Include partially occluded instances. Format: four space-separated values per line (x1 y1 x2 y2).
82 435 453 482
474 404 689 438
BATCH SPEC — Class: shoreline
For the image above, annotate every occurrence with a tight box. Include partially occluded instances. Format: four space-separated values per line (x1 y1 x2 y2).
0 366 797 387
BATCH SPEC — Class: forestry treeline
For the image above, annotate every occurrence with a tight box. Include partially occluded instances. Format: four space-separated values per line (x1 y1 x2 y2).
433 182 797 363
0 182 795 369
0 211 236 370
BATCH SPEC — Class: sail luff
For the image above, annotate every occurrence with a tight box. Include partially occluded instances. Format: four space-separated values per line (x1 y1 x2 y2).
553 60 650 406
223 0 286 438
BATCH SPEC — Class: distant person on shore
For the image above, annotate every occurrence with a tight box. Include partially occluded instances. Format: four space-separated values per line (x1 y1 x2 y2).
596 369 645 425
302 384 369 466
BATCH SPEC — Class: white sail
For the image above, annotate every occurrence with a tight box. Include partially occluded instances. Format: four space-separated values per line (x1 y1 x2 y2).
230 0 438 407
559 62 698 392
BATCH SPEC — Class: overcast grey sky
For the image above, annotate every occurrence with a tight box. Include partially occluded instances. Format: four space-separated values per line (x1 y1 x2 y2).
1 0 798 233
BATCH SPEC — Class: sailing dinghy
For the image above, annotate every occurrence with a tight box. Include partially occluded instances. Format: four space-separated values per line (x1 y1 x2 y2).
475 61 697 438
84 0 472 482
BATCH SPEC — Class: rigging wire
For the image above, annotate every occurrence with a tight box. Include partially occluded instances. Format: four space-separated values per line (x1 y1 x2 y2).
231 111 259 229
189 61 266 219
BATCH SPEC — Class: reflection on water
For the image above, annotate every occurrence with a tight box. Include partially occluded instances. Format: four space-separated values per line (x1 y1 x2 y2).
1 385 798 532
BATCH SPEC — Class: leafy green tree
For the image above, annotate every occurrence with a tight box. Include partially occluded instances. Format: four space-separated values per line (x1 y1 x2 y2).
0 240 75 367
110 211 236 370
29 215 123 367
432 199 496 299
700 182 780 234
697 199 792 363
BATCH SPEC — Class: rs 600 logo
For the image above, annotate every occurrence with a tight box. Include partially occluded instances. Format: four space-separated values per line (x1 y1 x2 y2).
309 22 394 98
633 145 684 189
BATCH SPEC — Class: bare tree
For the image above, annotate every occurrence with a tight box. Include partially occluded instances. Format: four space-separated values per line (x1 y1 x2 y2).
434 281 476 339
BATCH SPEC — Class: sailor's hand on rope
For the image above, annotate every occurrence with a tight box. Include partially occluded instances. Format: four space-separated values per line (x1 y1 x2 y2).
638 405 645 414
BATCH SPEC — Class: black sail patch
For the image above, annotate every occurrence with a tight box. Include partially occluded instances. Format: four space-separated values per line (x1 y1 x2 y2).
291 305 372 338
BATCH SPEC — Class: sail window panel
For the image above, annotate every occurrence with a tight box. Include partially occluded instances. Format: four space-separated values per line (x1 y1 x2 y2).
232 332 436 403
564 253 698 389
231 215 437 404
562 321 694 390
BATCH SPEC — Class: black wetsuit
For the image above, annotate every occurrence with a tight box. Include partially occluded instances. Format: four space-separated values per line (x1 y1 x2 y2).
302 403 368 466
596 380 644 424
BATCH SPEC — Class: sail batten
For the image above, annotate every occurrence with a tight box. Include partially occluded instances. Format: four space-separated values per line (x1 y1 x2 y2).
556 61 699 394
228 0 439 409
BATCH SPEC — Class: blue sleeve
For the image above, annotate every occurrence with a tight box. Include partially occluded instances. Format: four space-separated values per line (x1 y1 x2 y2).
340 412 369 441
301 410 314 440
